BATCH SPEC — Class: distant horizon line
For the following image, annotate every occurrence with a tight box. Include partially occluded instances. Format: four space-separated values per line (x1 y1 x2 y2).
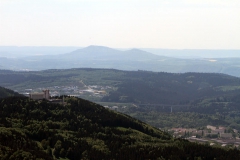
0 45 239 50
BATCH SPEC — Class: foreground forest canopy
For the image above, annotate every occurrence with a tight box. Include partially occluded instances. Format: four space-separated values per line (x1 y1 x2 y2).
1 68 240 129
1 91 240 159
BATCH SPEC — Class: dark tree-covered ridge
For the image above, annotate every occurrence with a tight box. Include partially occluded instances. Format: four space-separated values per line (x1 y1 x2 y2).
0 95 240 159
0 86 22 98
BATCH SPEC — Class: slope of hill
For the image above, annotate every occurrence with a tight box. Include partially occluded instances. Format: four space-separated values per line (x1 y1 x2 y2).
102 71 240 104
1 95 240 159
142 48 240 58
2 68 240 130
0 86 22 98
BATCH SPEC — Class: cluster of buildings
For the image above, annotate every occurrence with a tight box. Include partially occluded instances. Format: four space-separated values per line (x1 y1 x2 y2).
170 125 240 147
205 125 234 139
170 125 236 139
28 89 67 106
23 85 111 100
29 90 50 100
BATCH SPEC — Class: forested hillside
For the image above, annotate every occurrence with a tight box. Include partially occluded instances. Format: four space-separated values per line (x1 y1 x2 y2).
2 68 240 130
1 95 240 159
102 71 240 104
1 68 240 105
0 86 22 98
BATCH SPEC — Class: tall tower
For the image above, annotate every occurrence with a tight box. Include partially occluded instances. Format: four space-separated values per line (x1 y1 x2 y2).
43 90 50 100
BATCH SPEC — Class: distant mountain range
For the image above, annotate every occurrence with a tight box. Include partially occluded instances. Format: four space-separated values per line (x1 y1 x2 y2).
0 46 80 57
142 49 240 58
0 45 240 77
62 45 166 61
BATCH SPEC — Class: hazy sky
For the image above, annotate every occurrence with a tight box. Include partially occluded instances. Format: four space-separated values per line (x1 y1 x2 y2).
0 0 240 49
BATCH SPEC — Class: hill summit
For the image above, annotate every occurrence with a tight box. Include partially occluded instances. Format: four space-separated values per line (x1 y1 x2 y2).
63 45 166 61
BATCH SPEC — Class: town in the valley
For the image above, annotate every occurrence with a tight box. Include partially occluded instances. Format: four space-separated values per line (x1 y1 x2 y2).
169 125 240 148
21 84 112 101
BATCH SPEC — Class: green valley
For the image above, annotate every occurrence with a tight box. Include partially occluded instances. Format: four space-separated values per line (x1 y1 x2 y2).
1 68 240 131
